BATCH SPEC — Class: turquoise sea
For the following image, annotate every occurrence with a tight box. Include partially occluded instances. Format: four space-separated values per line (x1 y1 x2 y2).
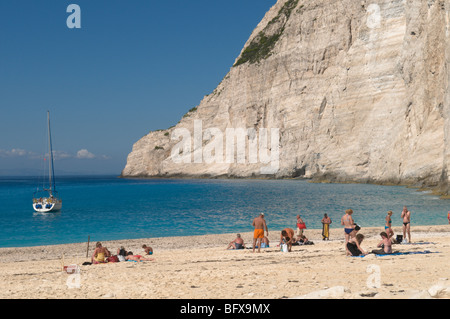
0 176 449 248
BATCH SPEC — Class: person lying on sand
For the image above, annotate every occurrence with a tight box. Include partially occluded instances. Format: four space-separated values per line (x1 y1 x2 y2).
125 252 154 262
293 235 314 246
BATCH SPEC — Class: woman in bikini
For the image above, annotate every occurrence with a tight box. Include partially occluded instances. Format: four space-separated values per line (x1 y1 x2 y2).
91 242 111 264
125 252 154 262
385 211 394 239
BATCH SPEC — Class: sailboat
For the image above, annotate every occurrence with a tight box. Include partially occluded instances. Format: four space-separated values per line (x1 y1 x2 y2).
32 111 62 213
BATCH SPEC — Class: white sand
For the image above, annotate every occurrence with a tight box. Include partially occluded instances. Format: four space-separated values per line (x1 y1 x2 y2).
1 225 450 299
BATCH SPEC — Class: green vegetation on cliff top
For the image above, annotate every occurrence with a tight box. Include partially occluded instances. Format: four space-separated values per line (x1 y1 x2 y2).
234 0 299 67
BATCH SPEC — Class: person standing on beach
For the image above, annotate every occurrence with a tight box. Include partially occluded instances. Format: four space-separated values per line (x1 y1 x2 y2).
321 214 332 240
448 211 450 224
296 215 306 239
401 206 411 243
341 209 355 247
385 211 394 239
252 213 269 253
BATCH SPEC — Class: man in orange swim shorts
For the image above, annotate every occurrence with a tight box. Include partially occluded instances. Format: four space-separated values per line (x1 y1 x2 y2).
252 213 269 253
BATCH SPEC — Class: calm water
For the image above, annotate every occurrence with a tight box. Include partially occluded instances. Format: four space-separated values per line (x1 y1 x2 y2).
0 176 449 248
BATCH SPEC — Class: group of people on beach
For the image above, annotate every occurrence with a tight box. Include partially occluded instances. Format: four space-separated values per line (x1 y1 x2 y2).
92 206 414 262
227 213 314 253
342 206 412 257
227 205 413 257
90 242 155 264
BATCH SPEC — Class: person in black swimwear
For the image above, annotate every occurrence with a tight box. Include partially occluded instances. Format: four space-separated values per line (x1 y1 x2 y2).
346 233 367 256
401 206 411 243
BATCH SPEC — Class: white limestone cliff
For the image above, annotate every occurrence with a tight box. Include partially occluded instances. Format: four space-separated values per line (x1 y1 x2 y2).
122 0 450 196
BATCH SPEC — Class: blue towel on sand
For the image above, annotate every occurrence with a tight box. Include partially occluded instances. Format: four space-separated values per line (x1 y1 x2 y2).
376 250 438 257
351 250 438 258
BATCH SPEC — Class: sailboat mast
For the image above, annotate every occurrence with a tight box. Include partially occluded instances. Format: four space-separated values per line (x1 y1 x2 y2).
47 111 56 194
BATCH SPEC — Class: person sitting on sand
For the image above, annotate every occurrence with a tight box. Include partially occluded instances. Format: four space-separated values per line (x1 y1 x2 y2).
117 246 127 256
261 236 270 248
298 234 313 245
371 232 392 255
346 234 367 256
125 252 154 262
142 244 153 255
279 228 295 252
227 234 245 250
401 206 412 243
92 242 111 264
117 246 128 262
344 225 361 255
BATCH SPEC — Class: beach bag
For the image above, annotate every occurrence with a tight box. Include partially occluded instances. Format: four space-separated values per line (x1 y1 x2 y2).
299 223 306 229
396 235 403 244
64 264 80 274
107 255 119 263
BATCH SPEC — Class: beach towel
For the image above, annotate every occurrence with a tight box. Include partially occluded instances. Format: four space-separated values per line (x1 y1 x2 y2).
401 242 436 245
322 223 330 239
107 255 119 263
375 250 438 257
350 250 438 258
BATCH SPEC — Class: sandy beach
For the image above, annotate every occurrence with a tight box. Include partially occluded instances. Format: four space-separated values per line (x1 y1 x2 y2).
1 224 450 299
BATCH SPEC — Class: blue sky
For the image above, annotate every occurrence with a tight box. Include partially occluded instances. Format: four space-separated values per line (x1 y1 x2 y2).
0 0 276 175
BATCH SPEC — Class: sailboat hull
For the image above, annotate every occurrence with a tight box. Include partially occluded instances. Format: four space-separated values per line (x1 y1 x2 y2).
33 199 62 213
